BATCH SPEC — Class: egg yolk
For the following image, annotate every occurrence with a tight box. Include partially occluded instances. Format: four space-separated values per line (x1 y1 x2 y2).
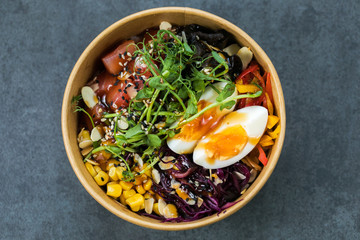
201 125 249 165
174 100 223 141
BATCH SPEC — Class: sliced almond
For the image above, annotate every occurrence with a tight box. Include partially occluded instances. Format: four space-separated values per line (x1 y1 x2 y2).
249 169 258 183
186 199 196 205
162 156 175 163
86 159 99 166
152 169 161 184
134 153 143 169
159 21 172 30
159 161 173 170
79 139 93 149
223 43 240 56
81 86 98 108
237 47 253 70
144 198 155 214
81 146 93 156
197 197 204 207
163 204 178 219
90 126 104 142
157 198 167 216
117 116 129 130
234 171 246 180
170 179 181 189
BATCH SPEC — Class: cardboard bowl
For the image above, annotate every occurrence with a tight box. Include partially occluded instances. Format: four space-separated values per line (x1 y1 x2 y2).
62 7 286 230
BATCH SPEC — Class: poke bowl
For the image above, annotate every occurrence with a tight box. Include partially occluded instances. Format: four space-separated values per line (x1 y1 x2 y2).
61 7 285 230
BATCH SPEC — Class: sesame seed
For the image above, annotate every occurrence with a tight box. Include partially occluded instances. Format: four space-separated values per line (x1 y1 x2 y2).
127 52 132 57
114 80 119 86
121 96 125 100
119 62 123 66
118 89 122 92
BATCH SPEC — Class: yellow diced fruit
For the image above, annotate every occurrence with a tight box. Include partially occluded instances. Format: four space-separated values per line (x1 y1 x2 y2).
108 166 119 181
259 134 274 147
140 201 145 210
94 165 102 173
268 124 281 139
236 84 261 93
123 189 136 199
120 181 133 191
106 159 121 171
267 115 280 129
153 203 160 215
85 162 97 177
136 184 146 195
120 194 127 205
126 194 145 212
163 204 178 219
94 171 109 186
106 183 122 198
143 179 152 191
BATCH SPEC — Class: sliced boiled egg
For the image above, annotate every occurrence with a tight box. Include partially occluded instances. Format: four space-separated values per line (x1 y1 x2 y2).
193 106 268 169
167 82 238 154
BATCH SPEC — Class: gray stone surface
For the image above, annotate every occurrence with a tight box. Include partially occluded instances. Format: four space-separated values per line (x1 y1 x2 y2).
1 0 359 239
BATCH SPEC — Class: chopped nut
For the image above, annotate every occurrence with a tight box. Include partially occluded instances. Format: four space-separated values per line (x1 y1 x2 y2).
81 86 98 108
144 197 155 214
79 140 93 149
159 21 172 30
81 146 93 156
90 126 104 142
152 169 161 184
117 116 129 130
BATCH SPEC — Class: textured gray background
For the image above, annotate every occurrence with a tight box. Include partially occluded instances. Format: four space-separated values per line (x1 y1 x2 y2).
1 0 359 239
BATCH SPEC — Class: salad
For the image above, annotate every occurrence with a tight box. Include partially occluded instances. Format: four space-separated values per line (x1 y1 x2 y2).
72 22 281 221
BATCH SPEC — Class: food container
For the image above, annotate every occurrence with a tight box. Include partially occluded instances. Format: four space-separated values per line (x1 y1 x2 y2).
61 7 286 230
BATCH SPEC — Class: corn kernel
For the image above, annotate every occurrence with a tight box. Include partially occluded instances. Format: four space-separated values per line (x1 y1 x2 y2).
120 181 133 191
120 194 127 205
126 194 145 212
106 183 122 198
94 171 109 186
143 179 152 191
135 184 146 195
108 166 119 181
163 204 178 218
94 165 102 173
116 167 126 180
134 174 147 185
140 201 145 210
85 162 97 177
148 189 155 195
142 163 152 177
123 189 136 199
153 203 160 215
144 192 152 200
106 159 121 171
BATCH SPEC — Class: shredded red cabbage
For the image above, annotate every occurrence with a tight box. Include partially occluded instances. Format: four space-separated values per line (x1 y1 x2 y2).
138 146 250 221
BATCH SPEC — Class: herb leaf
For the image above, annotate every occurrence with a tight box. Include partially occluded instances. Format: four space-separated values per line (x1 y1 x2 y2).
125 124 143 138
216 82 235 102
147 134 162 147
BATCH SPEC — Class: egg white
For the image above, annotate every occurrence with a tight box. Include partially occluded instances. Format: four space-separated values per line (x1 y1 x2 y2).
193 106 268 169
